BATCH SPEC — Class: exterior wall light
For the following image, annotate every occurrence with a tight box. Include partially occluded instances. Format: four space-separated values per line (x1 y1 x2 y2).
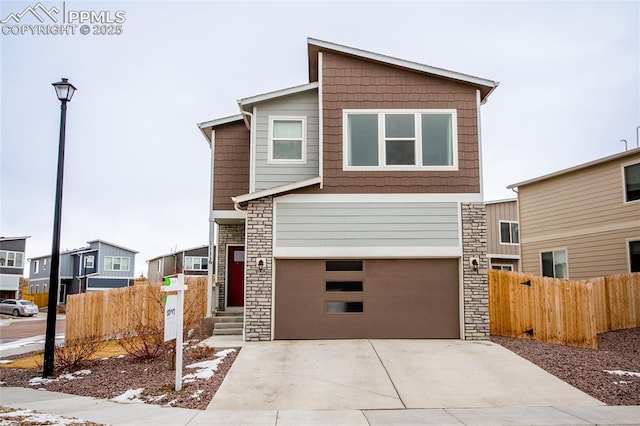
257 258 265 272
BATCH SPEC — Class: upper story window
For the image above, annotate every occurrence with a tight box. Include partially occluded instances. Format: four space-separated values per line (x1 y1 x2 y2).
104 256 130 271
84 255 95 269
541 249 567 278
33 260 39 274
0 250 24 269
624 162 640 203
344 110 458 171
499 221 519 245
185 256 208 270
269 117 306 163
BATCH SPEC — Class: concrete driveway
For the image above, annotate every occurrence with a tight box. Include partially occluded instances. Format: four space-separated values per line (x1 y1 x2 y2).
208 339 603 411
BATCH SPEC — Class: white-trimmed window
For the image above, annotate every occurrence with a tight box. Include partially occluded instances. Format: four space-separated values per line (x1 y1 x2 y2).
185 256 208 270
629 240 640 273
0 250 24 268
104 256 130 271
623 162 640 203
344 109 458 170
268 117 306 163
499 221 519 245
491 264 513 271
84 255 95 269
541 249 567 278
33 260 40 274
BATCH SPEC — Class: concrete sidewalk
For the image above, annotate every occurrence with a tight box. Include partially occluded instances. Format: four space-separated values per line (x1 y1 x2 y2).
2 387 640 425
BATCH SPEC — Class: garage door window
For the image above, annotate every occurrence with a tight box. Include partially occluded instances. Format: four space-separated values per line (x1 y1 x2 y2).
325 301 363 313
326 281 363 292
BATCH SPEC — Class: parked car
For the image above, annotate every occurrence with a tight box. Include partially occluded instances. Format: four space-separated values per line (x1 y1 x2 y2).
0 299 39 317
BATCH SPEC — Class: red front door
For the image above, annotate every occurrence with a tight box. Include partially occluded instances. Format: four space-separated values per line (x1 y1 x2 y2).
227 246 245 307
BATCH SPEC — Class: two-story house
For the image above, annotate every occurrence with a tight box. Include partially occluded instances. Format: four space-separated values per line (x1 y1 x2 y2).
508 147 640 280
29 239 138 303
198 38 498 341
485 199 520 271
146 244 212 284
0 236 29 299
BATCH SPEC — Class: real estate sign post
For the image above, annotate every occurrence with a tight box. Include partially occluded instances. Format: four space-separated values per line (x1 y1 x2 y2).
162 274 187 391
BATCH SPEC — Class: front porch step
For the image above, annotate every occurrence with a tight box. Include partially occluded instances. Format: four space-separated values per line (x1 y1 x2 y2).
212 309 243 336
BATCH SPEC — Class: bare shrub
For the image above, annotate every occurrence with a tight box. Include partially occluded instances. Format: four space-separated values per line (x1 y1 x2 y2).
36 336 107 374
189 344 215 360
118 322 169 361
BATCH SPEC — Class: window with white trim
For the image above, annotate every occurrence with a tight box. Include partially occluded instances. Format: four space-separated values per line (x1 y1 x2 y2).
344 110 457 170
33 260 39 274
491 264 513 271
624 163 640 203
104 256 130 271
85 255 95 269
0 250 24 268
185 256 208 270
269 117 306 163
499 221 519 244
629 240 640 273
541 249 567 278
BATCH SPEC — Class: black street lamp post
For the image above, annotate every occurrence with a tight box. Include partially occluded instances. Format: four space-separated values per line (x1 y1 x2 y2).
43 78 77 378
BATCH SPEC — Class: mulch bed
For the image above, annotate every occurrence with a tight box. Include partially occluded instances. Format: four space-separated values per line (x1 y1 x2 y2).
491 327 640 405
0 341 238 411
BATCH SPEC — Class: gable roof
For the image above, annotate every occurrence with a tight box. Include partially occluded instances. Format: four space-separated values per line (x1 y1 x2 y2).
508 147 640 189
307 37 498 102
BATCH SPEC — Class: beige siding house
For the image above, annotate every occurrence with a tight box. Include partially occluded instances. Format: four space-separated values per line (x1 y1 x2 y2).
508 147 640 280
486 199 520 271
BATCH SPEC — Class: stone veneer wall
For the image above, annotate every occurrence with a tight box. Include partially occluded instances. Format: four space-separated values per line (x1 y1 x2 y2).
244 197 273 341
216 224 245 311
461 202 489 340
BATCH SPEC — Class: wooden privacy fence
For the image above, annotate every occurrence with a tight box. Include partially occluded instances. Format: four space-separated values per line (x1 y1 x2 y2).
65 277 207 343
20 285 49 308
489 270 640 349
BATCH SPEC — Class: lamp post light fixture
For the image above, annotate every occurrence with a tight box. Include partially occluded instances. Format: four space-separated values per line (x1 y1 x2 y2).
43 78 77 378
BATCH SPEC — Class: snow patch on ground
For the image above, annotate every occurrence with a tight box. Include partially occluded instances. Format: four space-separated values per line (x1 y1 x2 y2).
111 387 145 403
0 408 89 425
183 348 235 383
28 369 92 386
605 370 640 378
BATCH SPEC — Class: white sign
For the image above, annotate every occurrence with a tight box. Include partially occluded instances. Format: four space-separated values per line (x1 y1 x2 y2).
164 294 177 342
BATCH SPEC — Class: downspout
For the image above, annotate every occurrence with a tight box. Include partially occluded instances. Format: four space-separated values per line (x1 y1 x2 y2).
206 129 215 317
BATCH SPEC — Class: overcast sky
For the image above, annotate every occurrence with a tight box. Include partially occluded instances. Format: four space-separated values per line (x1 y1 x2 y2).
1 0 638 277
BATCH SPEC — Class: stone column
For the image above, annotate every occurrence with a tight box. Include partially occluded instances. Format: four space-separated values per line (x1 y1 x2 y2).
245 197 273 341
461 202 489 340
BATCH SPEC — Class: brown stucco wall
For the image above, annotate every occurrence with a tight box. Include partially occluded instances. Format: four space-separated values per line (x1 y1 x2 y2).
319 51 480 194
213 121 250 211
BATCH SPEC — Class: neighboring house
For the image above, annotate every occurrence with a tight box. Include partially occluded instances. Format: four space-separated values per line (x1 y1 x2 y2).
147 245 212 284
0 236 29 299
485 199 520 271
508 147 640 280
198 38 498 341
29 239 138 303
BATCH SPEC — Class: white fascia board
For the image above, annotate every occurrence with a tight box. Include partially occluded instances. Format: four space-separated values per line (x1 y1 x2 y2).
211 210 246 221
307 37 498 92
508 147 640 189
274 192 483 204
274 246 462 258
198 114 244 130
197 114 244 144
0 236 30 242
232 176 322 204
238 82 319 108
